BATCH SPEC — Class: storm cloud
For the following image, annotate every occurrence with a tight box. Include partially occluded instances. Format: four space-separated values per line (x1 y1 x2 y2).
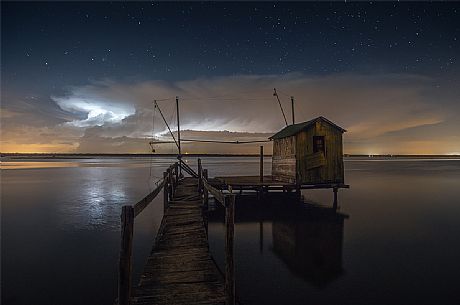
2 73 459 154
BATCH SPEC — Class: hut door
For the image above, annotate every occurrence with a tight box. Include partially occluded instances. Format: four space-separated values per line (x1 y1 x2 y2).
313 136 325 154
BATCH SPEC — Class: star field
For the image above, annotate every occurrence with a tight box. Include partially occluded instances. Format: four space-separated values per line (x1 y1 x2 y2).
1 1 460 154
3 2 459 90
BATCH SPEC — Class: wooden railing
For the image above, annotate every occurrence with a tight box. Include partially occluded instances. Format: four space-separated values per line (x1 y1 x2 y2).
198 159 236 305
117 162 179 305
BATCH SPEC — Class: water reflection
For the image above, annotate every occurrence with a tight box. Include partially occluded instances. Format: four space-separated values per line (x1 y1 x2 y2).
208 195 348 289
272 205 347 287
57 167 129 231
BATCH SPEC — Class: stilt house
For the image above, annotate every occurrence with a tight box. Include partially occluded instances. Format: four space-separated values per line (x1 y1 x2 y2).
270 116 346 185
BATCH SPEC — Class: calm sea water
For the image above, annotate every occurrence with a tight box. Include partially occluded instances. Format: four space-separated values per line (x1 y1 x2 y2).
1 157 460 305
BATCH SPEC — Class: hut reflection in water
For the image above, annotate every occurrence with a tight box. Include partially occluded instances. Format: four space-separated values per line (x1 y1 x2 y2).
272 205 347 286
208 195 348 288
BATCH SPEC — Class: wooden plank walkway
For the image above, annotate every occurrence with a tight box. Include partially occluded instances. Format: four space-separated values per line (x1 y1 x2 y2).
131 177 226 305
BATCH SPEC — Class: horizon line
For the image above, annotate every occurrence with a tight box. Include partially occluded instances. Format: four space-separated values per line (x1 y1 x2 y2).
1 153 459 158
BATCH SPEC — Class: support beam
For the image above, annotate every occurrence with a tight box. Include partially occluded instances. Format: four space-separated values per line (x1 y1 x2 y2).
333 186 338 210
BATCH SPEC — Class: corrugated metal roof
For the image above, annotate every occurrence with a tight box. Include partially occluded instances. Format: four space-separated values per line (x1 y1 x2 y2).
269 116 346 140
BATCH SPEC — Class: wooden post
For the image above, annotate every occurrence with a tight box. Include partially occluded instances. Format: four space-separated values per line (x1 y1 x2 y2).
169 167 174 195
291 96 295 125
163 171 168 213
167 168 173 199
118 205 134 305
259 145 264 183
225 187 235 305
296 185 301 202
198 158 202 193
174 162 179 185
203 169 209 208
333 186 338 210
203 169 209 239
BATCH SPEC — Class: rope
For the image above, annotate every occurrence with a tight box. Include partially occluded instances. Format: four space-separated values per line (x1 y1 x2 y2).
149 139 271 145
181 139 271 144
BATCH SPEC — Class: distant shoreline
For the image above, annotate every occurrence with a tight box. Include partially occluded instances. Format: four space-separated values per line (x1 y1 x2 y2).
1 153 459 160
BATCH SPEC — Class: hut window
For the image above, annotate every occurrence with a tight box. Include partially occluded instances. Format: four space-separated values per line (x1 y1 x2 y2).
313 136 325 154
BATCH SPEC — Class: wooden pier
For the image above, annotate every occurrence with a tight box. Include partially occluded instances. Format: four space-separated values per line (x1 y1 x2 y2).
117 162 236 305
116 158 348 305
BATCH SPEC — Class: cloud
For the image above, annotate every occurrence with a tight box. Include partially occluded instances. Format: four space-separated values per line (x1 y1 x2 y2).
52 89 135 127
2 73 459 154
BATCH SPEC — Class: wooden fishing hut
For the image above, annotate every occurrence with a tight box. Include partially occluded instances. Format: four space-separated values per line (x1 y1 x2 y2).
215 116 349 208
270 116 346 185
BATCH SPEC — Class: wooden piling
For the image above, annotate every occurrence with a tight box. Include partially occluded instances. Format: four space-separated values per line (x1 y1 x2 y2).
203 169 209 208
295 185 301 201
171 166 175 194
167 168 173 199
163 171 168 213
203 168 209 239
198 158 202 193
225 187 235 305
259 145 264 183
118 205 134 305
174 162 179 185
333 186 338 210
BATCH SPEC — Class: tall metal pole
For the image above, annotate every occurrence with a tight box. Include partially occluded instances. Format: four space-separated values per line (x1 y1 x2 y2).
273 88 288 126
291 96 295 125
176 96 182 176
153 100 179 149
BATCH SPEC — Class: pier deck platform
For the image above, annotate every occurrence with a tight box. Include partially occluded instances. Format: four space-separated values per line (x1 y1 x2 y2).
131 177 226 305
212 175 349 191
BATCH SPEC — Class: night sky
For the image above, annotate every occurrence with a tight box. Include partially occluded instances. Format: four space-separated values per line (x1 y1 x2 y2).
2 2 460 154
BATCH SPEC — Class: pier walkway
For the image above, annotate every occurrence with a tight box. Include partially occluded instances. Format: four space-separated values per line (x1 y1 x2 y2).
116 162 235 305
116 158 345 305
131 177 226 305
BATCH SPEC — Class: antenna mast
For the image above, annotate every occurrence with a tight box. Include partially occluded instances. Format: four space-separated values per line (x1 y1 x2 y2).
151 100 179 150
176 96 182 175
273 88 288 126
